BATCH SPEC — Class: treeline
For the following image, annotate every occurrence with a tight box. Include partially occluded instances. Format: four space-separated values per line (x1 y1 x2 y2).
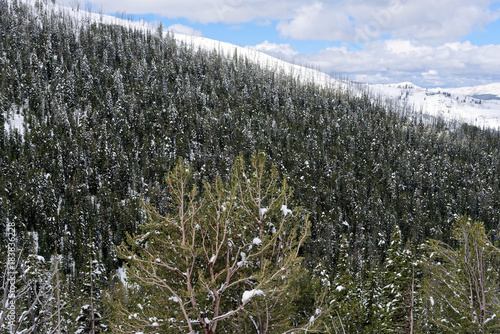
1 0 500 332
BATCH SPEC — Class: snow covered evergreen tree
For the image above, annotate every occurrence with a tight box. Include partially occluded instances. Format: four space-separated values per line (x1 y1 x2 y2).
74 237 108 334
330 234 358 333
380 224 417 333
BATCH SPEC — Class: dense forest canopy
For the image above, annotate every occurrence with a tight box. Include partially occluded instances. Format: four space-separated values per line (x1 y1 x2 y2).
1 0 500 332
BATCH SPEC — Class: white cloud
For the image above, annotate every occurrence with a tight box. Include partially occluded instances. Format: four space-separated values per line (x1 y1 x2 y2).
421 70 443 86
276 2 358 41
277 0 500 44
166 24 202 37
58 0 500 87
63 0 301 23
422 69 439 78
62 0 499 43
297 40 500 87
248 40 298 59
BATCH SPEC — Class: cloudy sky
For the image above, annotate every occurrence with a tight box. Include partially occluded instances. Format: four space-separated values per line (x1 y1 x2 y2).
73 0 500 88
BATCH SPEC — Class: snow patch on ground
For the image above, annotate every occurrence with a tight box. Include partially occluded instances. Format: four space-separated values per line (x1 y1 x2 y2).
4 109 25 137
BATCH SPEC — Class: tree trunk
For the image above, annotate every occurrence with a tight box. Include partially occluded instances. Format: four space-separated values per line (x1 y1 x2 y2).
409 267 414 334
89 232 95 334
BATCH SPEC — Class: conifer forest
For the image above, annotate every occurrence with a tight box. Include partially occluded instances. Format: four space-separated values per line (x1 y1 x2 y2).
1 1 500 333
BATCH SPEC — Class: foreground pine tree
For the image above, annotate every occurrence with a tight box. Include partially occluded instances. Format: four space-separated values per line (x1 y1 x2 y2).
421 216 500 333
109 153 329 334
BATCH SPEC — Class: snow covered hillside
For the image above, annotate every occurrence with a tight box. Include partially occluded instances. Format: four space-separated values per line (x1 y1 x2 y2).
160 29 500 129
108 11 500 129
10 0 500 130
167 28 500 130
171 34 500 130
168 33 500 130
173 35 344 91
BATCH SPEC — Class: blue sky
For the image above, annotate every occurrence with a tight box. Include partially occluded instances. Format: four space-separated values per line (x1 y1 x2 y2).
134 16 344 54
77 0 500 88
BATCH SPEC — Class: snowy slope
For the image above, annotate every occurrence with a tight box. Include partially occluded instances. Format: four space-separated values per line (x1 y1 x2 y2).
172 37 500 129
167 30 500 130
173 34 346 91
8 0 347 91
167 35 500 129
6 0 500 131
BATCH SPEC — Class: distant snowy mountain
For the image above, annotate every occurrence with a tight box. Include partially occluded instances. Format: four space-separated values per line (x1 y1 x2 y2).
369 82 500 129
438 83 500 100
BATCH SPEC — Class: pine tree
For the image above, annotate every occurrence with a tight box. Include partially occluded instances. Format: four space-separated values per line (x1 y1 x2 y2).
74 235 108 334
330 234 358 333
110 153 329 334
380 224 416 333
421 216 500 333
